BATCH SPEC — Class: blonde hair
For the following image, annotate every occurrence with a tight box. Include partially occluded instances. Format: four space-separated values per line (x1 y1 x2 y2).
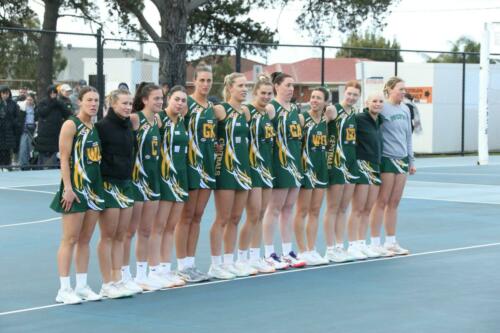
193 62 213 80
383 77 404 97
107 89 131 107
223 72 245 102
252 74 272 95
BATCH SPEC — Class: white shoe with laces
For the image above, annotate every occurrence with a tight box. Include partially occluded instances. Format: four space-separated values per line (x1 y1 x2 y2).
346 245 368 260
55 288 82 304
234 261 258 276
359 244 381 258
308 250 329 265
325 247 350 263
208 264 236 280
249 258 275 273
223 263 250 277
164 271 186 287
100 283 129 299
113 281 137 296
121 278 143 294
74 285 102 301
149 272 177 289
134 276 162 291
384 242 409 255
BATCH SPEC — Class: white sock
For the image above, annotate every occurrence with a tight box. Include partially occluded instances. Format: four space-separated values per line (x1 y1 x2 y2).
237 249 248 262
223 253 234 264
249 248 260 261
60 276 71 290
187 256 195 268
211 255 222 266
177 258 187 271
136 262 148 280
75 273 87 289
326 245 335 251
385 235 396 245
264 245 275 258
371 237 381 247
121 266 132 280
335 243 343 250
160 262 171 273
282 242 292 256
149 265 160 274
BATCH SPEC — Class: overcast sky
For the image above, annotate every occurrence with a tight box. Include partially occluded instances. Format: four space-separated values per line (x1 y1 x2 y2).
29 0 500 64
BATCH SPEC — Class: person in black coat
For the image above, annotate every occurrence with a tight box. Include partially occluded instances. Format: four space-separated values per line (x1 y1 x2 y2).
0 85 19 167
35 85 72 166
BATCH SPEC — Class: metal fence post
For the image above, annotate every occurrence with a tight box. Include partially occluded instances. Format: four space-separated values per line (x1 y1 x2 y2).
461 52 466 156
235 39 242 72
321 46 325 86
96 28 104 119
394 49 399 76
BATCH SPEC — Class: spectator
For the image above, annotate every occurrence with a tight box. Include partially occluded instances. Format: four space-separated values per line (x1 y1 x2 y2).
0 85 19 168
17 93 37 169
70 79 87 114
15 87 28 102
404 93 423 133
59 84 75 115
118 82 129 91
35 85 71 167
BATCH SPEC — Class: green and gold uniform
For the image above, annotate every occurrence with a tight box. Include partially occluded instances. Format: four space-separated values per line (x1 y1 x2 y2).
159 111 189 202
131 112 161 201
327 103 359 185
50 116 105 213
301 111 328 189
186 96 216 190
271 100 303 188
355 109 383 185
215 103 252 190
248 104 274 188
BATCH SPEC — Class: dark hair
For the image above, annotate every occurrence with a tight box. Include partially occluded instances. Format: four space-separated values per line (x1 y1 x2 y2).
311 86 330 103
270 72 292 86
133 82 161 112
26 93 37 104
78 86 98 101
167 85 187 100
405 93 413 100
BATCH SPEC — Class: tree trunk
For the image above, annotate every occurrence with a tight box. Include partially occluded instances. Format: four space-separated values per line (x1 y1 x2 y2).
37 0 61 98
158 0 188 86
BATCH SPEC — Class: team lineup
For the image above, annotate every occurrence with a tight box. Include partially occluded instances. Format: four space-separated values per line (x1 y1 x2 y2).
50 64 416 304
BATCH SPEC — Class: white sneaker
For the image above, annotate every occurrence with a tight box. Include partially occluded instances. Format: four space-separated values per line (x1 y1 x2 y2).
134 276 162 291
149 272 177 289
325 247 350 263
308 250 329 265
121 278 143 294
264 253 289 270
234 261 258 276
55 288 82 304
100 283 129 299
249 258 275 274
208 264 236 280
164 271 186 287
223 263 250 277
359 244 381 258
346 245 368 260
282 251 307 268
114 281 137 296
74 285 102 301
384 242 409 255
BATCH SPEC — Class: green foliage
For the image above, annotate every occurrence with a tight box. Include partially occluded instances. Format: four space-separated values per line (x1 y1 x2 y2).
427 36 480 64
336 30 403 61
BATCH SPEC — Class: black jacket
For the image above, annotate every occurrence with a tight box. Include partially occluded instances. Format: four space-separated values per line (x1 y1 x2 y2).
355 109 383 165
0 94 19 150
95 108 134 182
35 96 71 153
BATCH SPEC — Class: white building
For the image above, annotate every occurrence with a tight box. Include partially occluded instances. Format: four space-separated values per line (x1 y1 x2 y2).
356 61 500 154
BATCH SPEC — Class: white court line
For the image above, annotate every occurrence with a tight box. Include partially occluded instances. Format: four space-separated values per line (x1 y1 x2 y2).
0 217 60 229
1 183 58 188
408 180 500 188
418 171 500 177
403 196 500 205
0 187 55 195
1 241 499 317
417 162 500 169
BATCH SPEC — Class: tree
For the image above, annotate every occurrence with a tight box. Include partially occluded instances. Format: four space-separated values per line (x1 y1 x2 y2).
427 36 480 64
108 0 397 86
36 0 99 97
0 1 67 90
107 0 276 86
336 30 403 61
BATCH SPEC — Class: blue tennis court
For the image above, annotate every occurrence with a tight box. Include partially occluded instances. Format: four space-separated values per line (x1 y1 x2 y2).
1 156 500 332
